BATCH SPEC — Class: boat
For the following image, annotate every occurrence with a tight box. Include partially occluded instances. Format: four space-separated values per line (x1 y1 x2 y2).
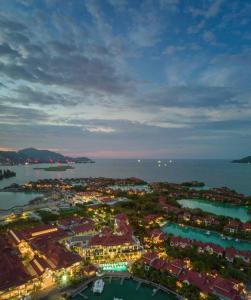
92 279 105 294
227 237 232 240
235 238 240 242
114 298 123 300
206 230 210 235
137 159 141 163
221 234 226 240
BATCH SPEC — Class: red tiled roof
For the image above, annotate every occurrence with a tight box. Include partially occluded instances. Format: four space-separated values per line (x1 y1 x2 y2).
144 214 160 223
243 221 251 230
151 258 167 271
83 264 97 274
166 259 186 277
58 216 82 227
179 270 211 293
212 277 240 300
89 232 132 247
115 213 128 222
0 235 32 291
150 229 167 241
143 252 158 264
225 247 236 259
72 222 95 234
31 237 81 270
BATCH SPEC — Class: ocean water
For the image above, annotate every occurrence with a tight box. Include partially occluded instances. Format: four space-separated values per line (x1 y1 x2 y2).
0 159 251 194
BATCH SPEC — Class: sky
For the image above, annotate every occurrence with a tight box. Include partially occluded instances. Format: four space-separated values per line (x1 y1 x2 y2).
0 0 251 159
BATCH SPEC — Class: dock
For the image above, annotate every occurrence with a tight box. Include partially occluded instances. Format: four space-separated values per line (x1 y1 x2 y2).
152 286 160 296
120 277 125 285
136 281 142 290
79 292 88 299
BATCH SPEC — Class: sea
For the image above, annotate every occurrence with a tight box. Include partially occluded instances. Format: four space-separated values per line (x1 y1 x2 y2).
0 159 251 209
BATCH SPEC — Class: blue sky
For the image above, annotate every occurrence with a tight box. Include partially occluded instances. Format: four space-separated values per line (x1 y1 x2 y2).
0 0 251 158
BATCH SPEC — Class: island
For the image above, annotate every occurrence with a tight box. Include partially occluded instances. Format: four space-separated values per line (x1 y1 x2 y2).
33 165 74 171
0 147 94 165
181 180 205 187
0 169 16 180
232 156 251 163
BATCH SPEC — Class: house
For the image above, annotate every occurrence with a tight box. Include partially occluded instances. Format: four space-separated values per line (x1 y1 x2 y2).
166 259 186 277
151 258 167 271
211 277 243 300
243 221 251 233
143 252 158 265
170 236 192 248
149 229 167 243
225 247 236 263
204 216 220 227
224 220 241 234
235 250 251 264
178 270 211 294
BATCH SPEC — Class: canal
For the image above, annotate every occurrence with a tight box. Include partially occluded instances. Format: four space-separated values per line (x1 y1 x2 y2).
162 223 251 251
177 199 251 222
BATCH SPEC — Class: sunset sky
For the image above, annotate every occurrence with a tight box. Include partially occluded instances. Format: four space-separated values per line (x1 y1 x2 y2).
0 0 251 158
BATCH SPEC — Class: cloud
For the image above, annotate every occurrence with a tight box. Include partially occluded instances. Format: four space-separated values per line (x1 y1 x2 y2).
0 0 251 158
189 0 224 19
108 0 127 11
11 86 80 106
128 3 163 48
0 16 27 32
84 126 116 133
0 104 49 124
0 43 20 57
164 45 186 55
203 30 215 42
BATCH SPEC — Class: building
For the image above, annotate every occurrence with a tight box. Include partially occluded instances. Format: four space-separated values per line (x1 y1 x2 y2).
77 214 143 264
0 235 38 299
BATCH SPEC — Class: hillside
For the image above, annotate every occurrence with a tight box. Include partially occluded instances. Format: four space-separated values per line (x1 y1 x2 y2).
232 156 251 163
0 148 94 165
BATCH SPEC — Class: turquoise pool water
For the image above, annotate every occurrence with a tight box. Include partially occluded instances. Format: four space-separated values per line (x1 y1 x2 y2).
177 199 251 222
100 262 128 272
162 223 251 251
72 278 177 300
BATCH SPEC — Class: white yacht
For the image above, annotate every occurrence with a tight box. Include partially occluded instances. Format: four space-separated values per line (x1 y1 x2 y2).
92 279 105 294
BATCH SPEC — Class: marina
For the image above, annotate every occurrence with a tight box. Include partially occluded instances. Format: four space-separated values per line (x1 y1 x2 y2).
71 277 178 300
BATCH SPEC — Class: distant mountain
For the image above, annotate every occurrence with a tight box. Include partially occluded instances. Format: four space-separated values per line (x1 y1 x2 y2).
232 156 251 163
0 148 94 165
